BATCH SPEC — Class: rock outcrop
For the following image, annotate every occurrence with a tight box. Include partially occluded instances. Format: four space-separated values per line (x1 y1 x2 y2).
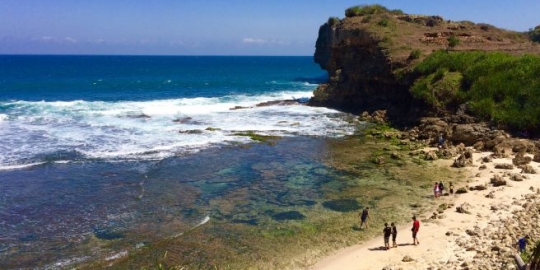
310 9 540 130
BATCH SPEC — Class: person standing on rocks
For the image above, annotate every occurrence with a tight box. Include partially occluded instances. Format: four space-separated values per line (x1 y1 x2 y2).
412 216 420 245
359 207 370 229
438 133 445 149
517 235 529 253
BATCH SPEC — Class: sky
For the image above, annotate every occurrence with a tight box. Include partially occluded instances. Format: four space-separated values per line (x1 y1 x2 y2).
1 0 539 56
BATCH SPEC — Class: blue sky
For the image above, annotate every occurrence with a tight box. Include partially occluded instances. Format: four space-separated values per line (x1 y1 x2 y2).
1 0 539 55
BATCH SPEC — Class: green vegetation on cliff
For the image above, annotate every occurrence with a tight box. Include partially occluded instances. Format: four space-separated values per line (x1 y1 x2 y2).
344 4 403 17
411 50 540 130
529 25 540 43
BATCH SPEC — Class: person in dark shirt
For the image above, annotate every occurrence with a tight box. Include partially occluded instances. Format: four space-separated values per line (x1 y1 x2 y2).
359 207 370 229
391 222 398 248
383 223 392 250
438 182 445 196
518 235 529 253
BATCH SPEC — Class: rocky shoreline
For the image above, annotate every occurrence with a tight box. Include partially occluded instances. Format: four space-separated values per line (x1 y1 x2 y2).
308 109 540 270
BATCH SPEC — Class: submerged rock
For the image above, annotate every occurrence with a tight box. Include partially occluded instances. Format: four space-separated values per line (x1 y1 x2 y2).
94 229 125 240
272 211 305 221
322 199 361 212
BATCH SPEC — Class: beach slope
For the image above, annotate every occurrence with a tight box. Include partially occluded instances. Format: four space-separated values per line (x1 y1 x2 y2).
311 150 540 270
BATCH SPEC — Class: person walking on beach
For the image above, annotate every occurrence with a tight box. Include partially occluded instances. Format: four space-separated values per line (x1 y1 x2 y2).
449 182 454 195
383 223 392 250
411 216 420 245
359 207 370 229
391 222 398 248
433 182 440 198
438 182 444 196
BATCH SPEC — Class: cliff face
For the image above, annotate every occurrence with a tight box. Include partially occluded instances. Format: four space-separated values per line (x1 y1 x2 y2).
313 20 410 116
311 13 540 124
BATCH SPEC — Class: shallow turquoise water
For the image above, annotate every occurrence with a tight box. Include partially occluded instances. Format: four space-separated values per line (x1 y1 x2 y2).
0 136 363 268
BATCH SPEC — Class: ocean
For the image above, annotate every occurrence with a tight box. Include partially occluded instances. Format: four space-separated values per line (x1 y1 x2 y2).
0 55 358 268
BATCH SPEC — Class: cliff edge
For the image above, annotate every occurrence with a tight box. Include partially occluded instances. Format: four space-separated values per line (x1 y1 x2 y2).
311 6 540 127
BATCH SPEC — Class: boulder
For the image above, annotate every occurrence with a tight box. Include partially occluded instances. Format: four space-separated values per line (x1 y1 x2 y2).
457 202 472 214
452 149 474 167
449 124 484 145
402 255 414 262
494 163 514 170
512 152 532 166
520 165 537 174
390 152 402 160
425 151 439 160
509 173 524 182
493 142 514 158
490 174 506 187
470 185 488 191
511 139 536 153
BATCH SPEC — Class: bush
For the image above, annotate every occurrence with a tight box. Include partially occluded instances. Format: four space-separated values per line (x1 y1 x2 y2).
378 18 389 27
390 9 405 15
447 35 460 49
327 17 340 26
345 4 389 17
408 49 422 60
411 50 540 130
361 15 373 23
528 25 540 42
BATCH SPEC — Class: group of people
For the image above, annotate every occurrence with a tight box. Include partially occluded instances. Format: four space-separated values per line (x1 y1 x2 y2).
361 207 533 257
359 207 420 250
433 181 454 198
382 222 398 250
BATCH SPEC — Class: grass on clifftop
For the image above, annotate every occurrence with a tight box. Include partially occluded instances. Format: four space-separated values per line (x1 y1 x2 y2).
411 50 540 131
345 4 403 17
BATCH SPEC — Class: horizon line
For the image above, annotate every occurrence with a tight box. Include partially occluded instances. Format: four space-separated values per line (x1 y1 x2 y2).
0 53 314 57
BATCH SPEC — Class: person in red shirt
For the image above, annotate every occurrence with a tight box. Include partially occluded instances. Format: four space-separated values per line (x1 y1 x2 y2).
412 216 420 245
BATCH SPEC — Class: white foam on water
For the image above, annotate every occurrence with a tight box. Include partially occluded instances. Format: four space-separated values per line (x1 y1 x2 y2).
0 91 356 170
194 215 210 228
0 162 46 171
105 251 128 261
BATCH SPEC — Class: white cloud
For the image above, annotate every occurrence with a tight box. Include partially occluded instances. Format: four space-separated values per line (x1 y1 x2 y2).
241 38 290 46
242 38 267 44
64 37 77 43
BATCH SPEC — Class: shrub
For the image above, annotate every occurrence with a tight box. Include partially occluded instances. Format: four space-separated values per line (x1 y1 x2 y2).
391 9 405 15
361 15 373 23
447 35 460 49
411 50 540 130
408 49 422 60
378 18 389 27
528 25 540 42
410 69 463 109
327 17 340 26
345 4 389 17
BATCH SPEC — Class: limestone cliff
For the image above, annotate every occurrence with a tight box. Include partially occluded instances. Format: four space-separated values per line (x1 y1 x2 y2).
311 11 540 125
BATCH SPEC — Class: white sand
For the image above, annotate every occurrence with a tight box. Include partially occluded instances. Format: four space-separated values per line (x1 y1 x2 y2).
310 150 540 270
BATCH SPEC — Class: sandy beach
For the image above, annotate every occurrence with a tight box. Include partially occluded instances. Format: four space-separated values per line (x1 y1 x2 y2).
311 150 540 270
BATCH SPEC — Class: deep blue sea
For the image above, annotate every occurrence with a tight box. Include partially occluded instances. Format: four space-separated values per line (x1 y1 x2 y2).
0 55 357 268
